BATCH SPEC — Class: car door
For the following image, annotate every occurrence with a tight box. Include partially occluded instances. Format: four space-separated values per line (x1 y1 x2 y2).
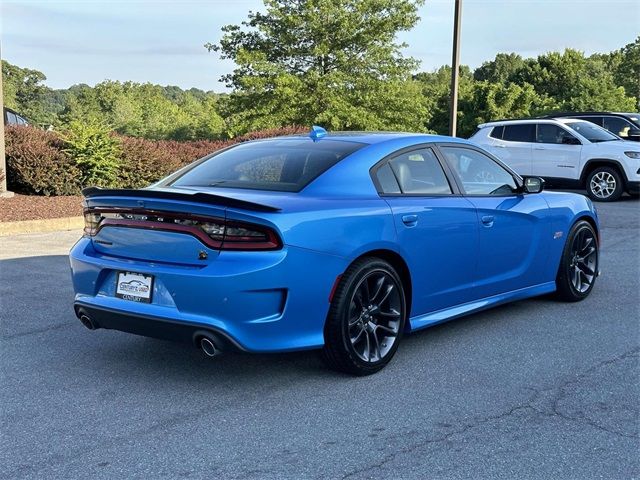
531 123 582 180
489 124 534 175
438 144 551 299
372 146 479 317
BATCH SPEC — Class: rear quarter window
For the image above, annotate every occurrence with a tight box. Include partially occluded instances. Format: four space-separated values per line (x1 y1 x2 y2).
503 124 535 142
489 126 504 139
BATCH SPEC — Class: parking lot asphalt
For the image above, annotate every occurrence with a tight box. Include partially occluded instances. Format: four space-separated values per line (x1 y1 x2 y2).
1 195 638 479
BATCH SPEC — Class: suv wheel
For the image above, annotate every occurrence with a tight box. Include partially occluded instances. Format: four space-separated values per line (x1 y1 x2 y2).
586 166 624 202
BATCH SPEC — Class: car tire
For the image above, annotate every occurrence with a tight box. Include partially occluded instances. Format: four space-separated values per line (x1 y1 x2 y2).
322 258 407 375
586 166 624 202
555 220 598 302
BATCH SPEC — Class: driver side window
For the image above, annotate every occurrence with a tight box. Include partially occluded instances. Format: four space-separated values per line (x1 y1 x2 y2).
441 147 518 195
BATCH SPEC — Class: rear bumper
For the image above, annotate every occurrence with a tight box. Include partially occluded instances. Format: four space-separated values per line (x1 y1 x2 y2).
74 303 243 351
69 237 347 352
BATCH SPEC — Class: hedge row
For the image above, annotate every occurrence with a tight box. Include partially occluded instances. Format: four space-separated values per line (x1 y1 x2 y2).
4 125 306 196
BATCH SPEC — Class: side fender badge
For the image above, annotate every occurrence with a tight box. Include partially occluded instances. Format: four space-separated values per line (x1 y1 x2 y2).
553 231 563 239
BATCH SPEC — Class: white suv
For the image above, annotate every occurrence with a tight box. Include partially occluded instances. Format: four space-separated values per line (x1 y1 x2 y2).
470 118 640 201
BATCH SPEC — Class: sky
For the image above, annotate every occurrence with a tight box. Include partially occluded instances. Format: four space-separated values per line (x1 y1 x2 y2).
1 0 638 92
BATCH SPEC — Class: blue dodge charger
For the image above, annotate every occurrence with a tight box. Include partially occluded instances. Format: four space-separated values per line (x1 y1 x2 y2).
70 128 599 375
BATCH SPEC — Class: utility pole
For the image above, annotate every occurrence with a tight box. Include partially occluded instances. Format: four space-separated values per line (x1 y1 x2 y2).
0 40 12 197
449 0 462 137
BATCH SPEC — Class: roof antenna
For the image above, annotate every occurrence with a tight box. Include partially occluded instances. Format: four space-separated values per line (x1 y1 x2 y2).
309 125 327 142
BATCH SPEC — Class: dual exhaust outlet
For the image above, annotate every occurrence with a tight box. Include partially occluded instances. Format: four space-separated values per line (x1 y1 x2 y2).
76 310 222 358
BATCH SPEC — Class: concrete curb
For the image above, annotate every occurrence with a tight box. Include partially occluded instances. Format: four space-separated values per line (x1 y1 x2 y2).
0 216 84 236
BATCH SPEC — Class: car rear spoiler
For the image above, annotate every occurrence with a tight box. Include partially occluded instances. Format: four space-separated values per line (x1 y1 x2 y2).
82 187 281 213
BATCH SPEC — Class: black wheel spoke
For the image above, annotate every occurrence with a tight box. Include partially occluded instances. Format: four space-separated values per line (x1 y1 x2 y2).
378 308 401 319
577 262 595 277
363 331 371 361
579 239 594 255
362 277 371 304
350 326 365 344
369 276 385 304
376 324 398 337
371 331 381 361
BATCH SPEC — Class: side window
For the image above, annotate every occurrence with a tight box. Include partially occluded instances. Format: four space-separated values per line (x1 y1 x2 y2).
441 147 518 196
536 124 578 144
489 126 504 139
579 116 603 126
503 124 535 143
6 111 17 125
374 162 401 194
603 117 633 138
385 148 452 195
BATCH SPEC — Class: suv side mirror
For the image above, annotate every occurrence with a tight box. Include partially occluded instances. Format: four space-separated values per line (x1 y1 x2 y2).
523 176 544 194
626 128 640 141
562 136 581 145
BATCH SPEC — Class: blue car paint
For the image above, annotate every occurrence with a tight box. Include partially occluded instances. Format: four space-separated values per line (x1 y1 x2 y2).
69 133 599 352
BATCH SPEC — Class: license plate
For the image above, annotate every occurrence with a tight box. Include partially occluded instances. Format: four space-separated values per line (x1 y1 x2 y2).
116 272 154 303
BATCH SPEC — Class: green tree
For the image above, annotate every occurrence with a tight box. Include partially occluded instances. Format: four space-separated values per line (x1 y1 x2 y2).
473 53 525 84
515 49 636 111
1 60 56 125
415 65 474 135
612 37 640 107
207 0 428 134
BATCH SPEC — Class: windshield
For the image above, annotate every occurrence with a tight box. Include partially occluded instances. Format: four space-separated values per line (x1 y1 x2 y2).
564 121 619 143
169 138 365 192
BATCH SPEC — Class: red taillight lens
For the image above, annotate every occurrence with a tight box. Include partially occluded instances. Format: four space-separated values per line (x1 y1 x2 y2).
83 212 101 236
221 223 280 250
83 208 281 251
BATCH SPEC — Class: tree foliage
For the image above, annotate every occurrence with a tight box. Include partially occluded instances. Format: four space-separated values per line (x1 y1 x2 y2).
2 11 638 142
61 81 226 140
207 0 428 133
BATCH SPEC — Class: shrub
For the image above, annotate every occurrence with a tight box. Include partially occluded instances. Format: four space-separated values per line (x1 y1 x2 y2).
4 124 307 193
4 126 82 195
61 120 122 187
115 125 306 188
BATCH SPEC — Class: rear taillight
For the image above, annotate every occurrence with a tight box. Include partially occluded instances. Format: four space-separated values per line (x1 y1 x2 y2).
83 208 281 251
83 211 101 236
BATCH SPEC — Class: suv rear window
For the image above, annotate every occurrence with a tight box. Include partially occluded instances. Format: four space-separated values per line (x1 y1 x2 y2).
169 139 365 192
503 124 535 142
489 126 504 139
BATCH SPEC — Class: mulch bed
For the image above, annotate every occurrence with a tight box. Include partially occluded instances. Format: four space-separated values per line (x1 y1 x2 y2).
0 194 83 222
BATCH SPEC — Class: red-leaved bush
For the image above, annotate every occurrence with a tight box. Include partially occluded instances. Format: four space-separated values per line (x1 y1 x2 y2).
5 126 82 195
4 125 306 195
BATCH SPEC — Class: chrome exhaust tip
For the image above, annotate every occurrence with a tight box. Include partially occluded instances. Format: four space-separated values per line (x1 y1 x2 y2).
200 337 218 357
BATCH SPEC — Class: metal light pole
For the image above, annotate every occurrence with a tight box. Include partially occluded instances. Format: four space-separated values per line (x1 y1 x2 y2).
0 40 11 197
449 0 462 137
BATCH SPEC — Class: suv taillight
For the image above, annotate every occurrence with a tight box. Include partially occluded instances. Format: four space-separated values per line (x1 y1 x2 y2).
83 208 281 251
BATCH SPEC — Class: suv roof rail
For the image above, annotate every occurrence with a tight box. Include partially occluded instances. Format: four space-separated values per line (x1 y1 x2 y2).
482 116 541 124
540 111 629 118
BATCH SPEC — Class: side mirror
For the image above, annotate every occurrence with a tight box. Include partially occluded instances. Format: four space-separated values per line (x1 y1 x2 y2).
626 128 640 141
562 136 581 145
523 176 544 194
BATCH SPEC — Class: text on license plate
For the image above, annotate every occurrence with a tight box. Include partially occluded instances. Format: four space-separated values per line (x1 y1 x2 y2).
116 272 154 303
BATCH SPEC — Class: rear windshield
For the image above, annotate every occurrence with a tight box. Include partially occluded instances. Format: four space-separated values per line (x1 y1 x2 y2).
169 139 365 192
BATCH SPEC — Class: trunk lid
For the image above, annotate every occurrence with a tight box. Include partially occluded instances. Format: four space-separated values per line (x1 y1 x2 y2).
83 187 282 264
